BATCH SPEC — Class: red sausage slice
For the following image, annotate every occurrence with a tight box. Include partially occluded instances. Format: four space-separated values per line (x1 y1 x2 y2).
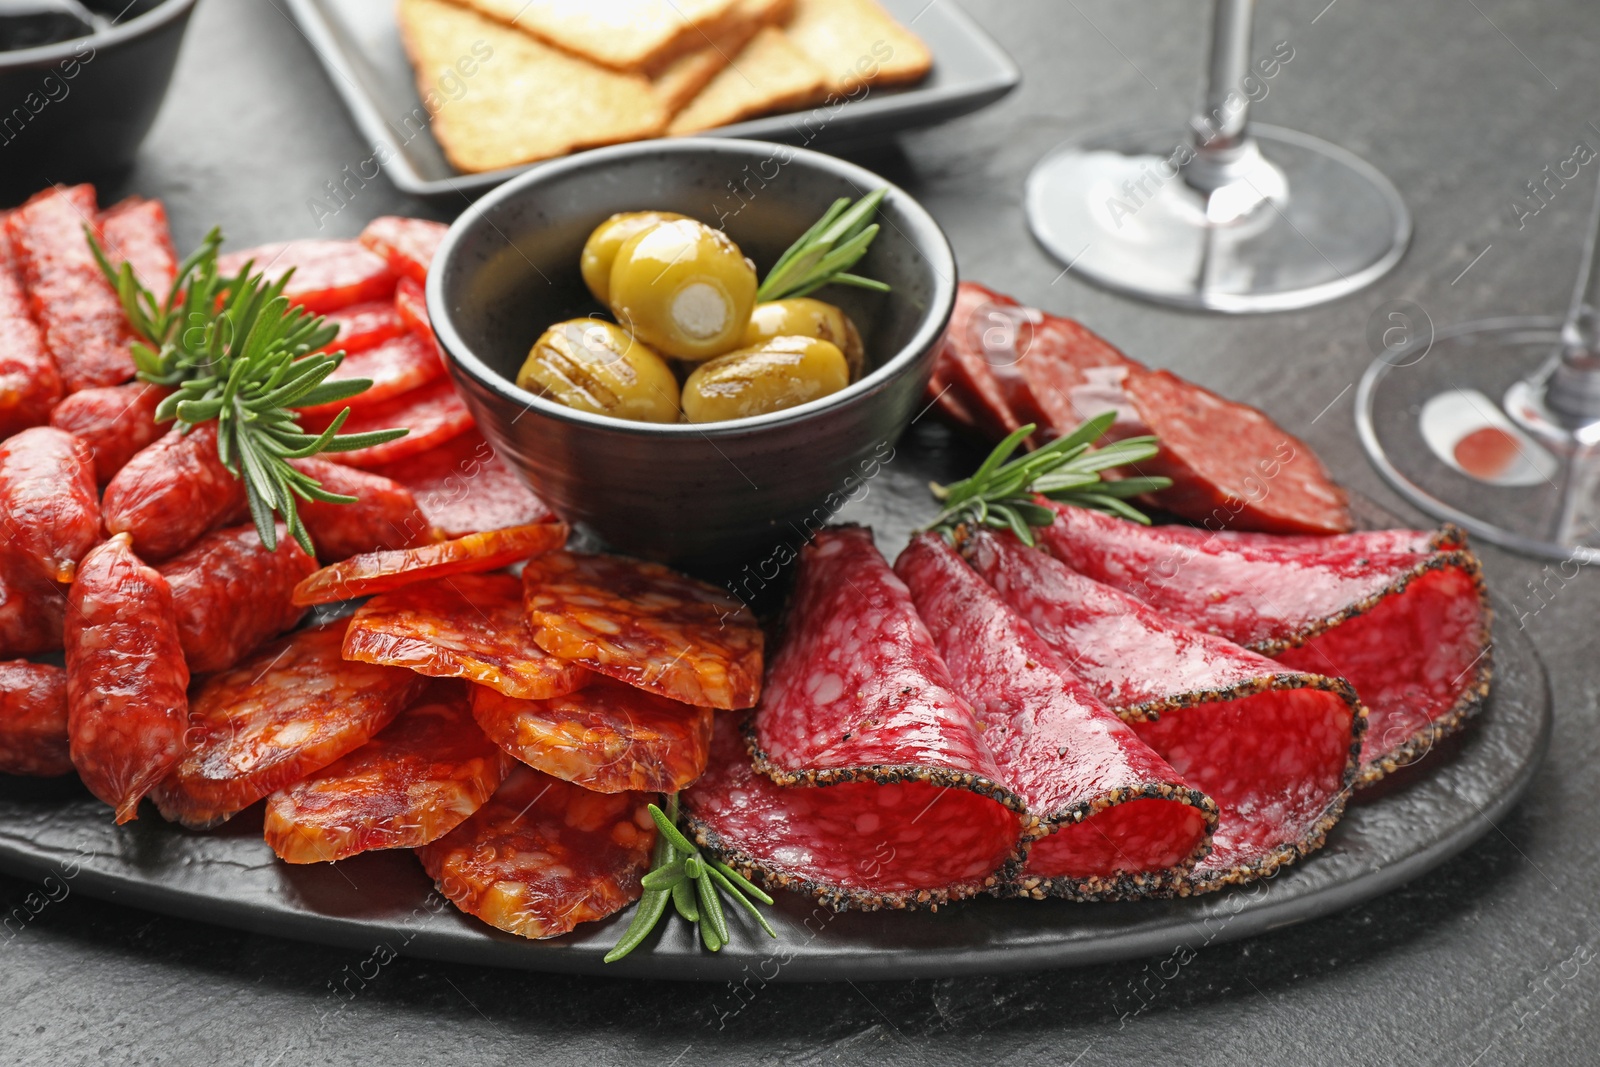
288 456 435 561
320 300 406 355
293 521 567 606
309 378 473 469
359 216 447 284
217 239 396 313
102 421 248 560
98 197 179 295
300 331 444 415
371 429 553 538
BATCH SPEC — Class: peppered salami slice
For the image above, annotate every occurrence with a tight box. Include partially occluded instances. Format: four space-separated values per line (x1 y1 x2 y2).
218 239 396 313
102 422 248 560
344 573 589 699
49 382 171 484
320 300 406 355
288 456 435 561
300 331 445 416
1041 504 1491 783
393 275 429 337
0 217 63 438
156 523 317 673
309 378 474 468
416 765 656 940
0 427 100 583
293 520 567 606
0 661 70 777
262 680 513 863
896 533 1215 899
66 535 190 823
371 429 553 538
969 529 1363 891
98 197 178 295
469 676 711 793
523 550 762 711
359 216 447 284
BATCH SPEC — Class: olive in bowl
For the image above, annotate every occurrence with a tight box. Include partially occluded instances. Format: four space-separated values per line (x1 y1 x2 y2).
427 138 956 571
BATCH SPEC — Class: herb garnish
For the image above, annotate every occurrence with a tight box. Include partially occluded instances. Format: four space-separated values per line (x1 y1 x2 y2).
925 412 1172 545
756 188 891 302
89 228 407 555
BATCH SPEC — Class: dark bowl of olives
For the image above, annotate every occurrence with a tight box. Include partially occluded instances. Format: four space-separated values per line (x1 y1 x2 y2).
0 0 198 200
429 138 957 575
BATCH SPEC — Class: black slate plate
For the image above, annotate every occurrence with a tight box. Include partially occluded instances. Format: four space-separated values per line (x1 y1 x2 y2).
281 0 1020 200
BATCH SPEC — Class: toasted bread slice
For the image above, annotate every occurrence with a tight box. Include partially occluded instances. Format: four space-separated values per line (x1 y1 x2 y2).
785 0 932 95
668 26 827 134
454 0 742 72
654 0 795 113
399 0 668 173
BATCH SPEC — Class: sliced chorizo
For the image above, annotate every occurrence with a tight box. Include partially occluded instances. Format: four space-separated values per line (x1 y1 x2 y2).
217 239 396 313
307 378 473 469
288 456 434 561
358 216 447 284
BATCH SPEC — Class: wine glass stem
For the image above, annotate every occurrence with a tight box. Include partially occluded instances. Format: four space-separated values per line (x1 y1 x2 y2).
1190 0 1255 155
1547 167 1600 419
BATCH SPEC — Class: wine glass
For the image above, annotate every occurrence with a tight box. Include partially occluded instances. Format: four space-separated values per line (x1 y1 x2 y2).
1025 0 1411 313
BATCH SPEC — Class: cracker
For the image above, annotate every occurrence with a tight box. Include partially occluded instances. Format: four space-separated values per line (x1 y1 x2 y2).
668 26 827 134
784 0 932 95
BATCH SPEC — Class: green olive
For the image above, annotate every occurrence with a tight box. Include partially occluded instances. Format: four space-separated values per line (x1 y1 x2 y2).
516 318 680 423
681 336 849 423
608 219 757 361
742 298 866 381
580 211 687 306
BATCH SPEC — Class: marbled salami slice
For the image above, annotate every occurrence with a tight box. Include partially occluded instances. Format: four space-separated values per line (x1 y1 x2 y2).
416 765 656 940
469 676 711 793
371 429 553 538
49 382 171 484
359 216 447 284
969 529 1363 891
263 681 513 864
300 331 445 416
153 622 427 828
1040 504 1490 783
217 239 396 313
522 550 762 711
0 661 70 777
896 533 1215 899
292 521 567 605
310 378 474 468
344 573 589 699
288 457 435 561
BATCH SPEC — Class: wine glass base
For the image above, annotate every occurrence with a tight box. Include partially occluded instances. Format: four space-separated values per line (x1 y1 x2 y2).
1025 123 1411 313
1356 317 1600 564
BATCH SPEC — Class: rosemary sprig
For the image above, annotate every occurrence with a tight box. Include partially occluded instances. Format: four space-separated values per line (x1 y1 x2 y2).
89 227 408 555
605 795 776 962
756 188 891 302
925 412 1172 545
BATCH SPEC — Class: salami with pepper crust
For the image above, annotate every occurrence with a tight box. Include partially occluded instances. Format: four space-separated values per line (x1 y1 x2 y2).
359 216 447 283
371 429 553 538
102 421 248 560
66 535 190 823
523 550 763 711
416 765 656 940
49 382 171 484
293 520 567 605
263 681 513 864
469 676 712 794
288 457 434 561
217 239 396 313
0 427 100 583
0 660 71 777
0 217 63 438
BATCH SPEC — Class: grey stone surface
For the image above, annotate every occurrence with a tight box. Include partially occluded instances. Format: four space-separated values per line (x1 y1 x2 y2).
3 0 1599 1063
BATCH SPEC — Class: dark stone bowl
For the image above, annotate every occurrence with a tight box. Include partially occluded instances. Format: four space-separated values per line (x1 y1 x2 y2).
0 0 199 201
428 138 957 575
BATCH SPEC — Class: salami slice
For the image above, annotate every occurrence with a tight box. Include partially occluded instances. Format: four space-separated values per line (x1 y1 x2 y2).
293 520 567 606
321 300 406 355
359 216 447 284
371 429 553 537
49 382 171 484
896 533 1215 898
469 676 712 793
0 661 71 777
931 284 1029 443
6 185 136 392
1040 504 1491 782
967 529 1363 890
310 378 474 468
289 457 435 561
156 523 317 673
416 765 656 940
0 217 63 439
262 681 513 864
300 331 445 415
393 275 429 337
344 573 589 698
0 545 67 656
102 421 248 560
523 551 762 711
66 535 190 823
217 239 396 313
0 427 100 583
98 197 178 295
153 622 427 829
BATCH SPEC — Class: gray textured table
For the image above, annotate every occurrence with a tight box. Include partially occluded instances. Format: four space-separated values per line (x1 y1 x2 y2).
4 1 1598 1064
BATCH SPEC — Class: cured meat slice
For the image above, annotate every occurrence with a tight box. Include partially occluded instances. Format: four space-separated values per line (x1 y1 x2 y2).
156 523 317 673
6 184 136 392
924 350 982 435
469 676 712 793
1040 505 1491 782
896 533 1215 898
262 681 514 864
0 661 71 777
359 216 447 283
66 535 190 823
393 275 429 337
968 529 1363 890
929 284 1028 443
293 520 567 605
416 765 656 940
98 197 178 295
310 378 474 468
523 550 762 711
49 382 171 484
102 421 248 560
217 239 396 313
288 456 434 561
320 300 406 355
344 573 589 698
153 622 427 828
0 427 100 583
300 331 444 415
371 428 553 537
0 546 67 656
0 218 63 438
